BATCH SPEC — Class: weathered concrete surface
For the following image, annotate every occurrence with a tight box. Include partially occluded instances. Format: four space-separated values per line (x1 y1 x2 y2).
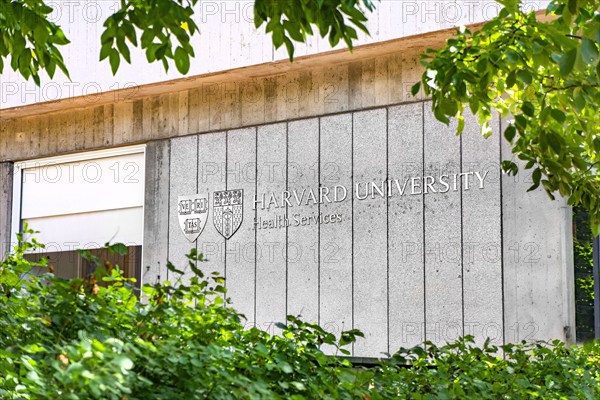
167 135 199 282
353 108 388 357
423 105 463 346
287 118 319 323
319 113 353 353
196 132 226 279
145 107 574 356
461 111 503 347
501 123 575 344
225 127 257 324
142 140 170 285
0 162 12 259
388 102 425 351
255 123 287 334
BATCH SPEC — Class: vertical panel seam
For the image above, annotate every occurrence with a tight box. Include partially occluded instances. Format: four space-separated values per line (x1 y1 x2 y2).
254 127 258 328
225 131 229 289
285 122 289 321
195 135 199 277
1 163 14 262
386 107 390 356
499 117 506 348
351 112 355 356
18 167 23 244
166 140 172 282
187 90 192 136
422 102 427 345
460 132 465 337
163 142 171 284
318 117 321 327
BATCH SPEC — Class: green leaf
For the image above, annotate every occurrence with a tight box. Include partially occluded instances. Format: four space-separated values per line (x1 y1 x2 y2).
411 82 421 96
546 132 564 154
550 109 566 123
516 70 532 85
46 60 56 78
521 102 535 117
581 38 598 64
573 87 586 110
116 39 131 64
497 0 520 14
557 49 577 76
109 50 120 75
468 96 479 114
174 47 190 74
52 29 70 45
99 44 111 61
502 160 519 175
528 168 542 191
505 50 520 64
457 114 465 134
113 356 134 371
284 37 295 61
506 70 517 88
107 243 128 256
273 28 284 48
155 44 168 61
504 124 517 142
166 261 184 275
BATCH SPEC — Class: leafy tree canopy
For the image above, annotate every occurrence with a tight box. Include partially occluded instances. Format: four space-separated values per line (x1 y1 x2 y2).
1 0 598 231
414 0 600 234
0 0 374 80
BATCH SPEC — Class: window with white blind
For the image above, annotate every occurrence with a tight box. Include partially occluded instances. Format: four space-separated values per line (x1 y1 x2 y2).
11 145 145 280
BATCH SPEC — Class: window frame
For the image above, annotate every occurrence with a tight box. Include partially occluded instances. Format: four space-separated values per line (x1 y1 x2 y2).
10 144 146 257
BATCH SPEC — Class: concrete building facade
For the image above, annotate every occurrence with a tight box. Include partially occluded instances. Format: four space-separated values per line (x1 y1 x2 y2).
0 3 592 358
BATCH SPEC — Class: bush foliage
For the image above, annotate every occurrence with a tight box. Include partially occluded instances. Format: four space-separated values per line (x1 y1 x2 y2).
1 228 600 399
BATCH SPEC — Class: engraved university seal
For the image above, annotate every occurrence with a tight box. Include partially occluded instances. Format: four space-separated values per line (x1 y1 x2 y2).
178 194 209 242
213 189 243 239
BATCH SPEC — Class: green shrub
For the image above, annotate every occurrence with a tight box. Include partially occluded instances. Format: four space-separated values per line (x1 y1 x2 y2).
1 227 599 399
373 339 600 399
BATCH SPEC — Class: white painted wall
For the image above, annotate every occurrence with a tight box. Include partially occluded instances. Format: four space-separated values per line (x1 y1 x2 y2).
13 146 146 251
21 152 145 218
0 0 548 110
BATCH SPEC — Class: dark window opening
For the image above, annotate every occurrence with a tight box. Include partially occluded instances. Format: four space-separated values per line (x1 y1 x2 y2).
573 207 599 342
25 246 142 288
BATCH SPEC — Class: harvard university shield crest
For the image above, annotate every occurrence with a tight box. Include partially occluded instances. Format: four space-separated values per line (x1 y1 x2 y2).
178 194 209 242
213 189 243 239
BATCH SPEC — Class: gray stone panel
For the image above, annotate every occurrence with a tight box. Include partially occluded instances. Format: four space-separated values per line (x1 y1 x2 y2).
461 111 503 347
388 103 425 351
142 140 170 285
256 122 288 333
287 118 319 323
226 127 258 325
0 162 13 260
320 114 353 354
197 132 226 279
167 135 199 282
423 104 463 346
142 101 576 356
501 123 574 343
353 108 388 357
